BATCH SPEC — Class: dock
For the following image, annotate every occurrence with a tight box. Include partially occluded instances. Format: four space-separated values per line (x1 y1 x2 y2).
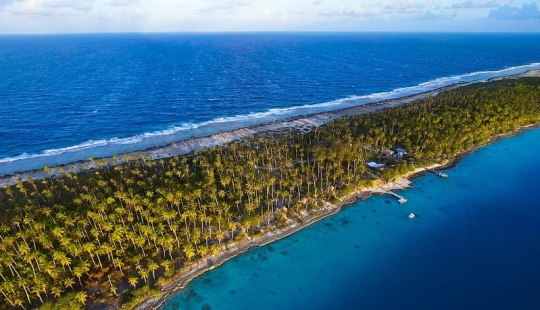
387 191 408 204
426 168 448 178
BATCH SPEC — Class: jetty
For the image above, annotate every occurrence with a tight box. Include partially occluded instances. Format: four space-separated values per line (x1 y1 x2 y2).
426 168 448 178
387 190 408 204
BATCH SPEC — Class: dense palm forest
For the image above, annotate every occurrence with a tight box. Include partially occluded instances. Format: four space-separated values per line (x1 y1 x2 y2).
1 78 539 309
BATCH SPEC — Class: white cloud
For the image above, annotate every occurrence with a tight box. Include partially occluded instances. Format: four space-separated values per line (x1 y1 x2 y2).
199 0 254 13
319 6 383 18
0 0 16 6
1 0 539 33
261 6 271 18
420 9 457 19
385 0 433 10
8 0 95 15
451 0 500 8
41 0 94 11
319 1 436 19
288 4 312 15
109 0 138 7
489 2 540 19
231 0 253 5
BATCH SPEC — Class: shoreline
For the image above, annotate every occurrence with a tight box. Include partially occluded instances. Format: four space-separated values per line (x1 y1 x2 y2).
1 85 452 186
2 69 538 186
134 163 438 310
1 71 538 309
137 121 540 310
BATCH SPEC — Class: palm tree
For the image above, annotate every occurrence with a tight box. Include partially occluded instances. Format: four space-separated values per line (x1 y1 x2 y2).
73 262 90 286
160 260 174 278
0 280 18 308
148 260 160 280
50 286 63 299
75 291 87 305
63 277 76 290
128 277 139 289
137 268 150 284
183 244 196 261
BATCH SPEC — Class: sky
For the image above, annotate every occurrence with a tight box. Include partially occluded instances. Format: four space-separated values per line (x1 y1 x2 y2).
0 0 539 34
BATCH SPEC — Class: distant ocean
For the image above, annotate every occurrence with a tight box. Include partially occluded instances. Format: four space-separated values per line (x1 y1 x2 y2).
2 33 540 310
1 33 540 175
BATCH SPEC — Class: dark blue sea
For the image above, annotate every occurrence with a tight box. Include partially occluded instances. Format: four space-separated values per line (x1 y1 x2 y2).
1 33 540 309
1 33 540 175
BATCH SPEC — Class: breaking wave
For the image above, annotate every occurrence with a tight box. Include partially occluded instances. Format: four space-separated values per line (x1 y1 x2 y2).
1 62 539 171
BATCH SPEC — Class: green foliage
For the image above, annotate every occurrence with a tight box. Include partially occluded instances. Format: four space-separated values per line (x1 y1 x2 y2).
337 185 353 197
0 78 539 309
120 285 162 310
40 293 84 310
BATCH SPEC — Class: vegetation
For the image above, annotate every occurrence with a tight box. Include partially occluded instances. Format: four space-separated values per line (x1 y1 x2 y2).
0 78 539 309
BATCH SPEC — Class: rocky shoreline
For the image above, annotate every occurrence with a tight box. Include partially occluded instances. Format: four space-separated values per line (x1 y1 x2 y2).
132 120 540 310
2 70 538 310
133 162 443 310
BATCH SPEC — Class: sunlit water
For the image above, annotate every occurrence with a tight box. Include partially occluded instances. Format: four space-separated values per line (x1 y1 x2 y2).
161 128 540 310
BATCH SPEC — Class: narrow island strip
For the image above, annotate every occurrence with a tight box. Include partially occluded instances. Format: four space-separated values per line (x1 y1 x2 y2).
0 73 539 310
1 69 536 187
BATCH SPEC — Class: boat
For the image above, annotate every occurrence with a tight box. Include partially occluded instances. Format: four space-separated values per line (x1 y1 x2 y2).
436 171 448 178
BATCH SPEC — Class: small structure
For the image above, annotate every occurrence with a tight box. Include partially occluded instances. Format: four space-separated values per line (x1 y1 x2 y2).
383 149 395 156
408 213 416 219
436 171 448 178
394 147 408 159
427 169 449 178
366 162 385 169
395 147 407 154
387 190 408 204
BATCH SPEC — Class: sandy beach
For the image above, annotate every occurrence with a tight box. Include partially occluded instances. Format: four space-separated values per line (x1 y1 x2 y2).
128 70 539 310
133 164 436 310
1 69 538 310
127 132 535 310
134 134 533 310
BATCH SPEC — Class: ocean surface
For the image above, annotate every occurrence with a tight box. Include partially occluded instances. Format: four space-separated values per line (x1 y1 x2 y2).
160 127 540 310
1 33 540 175
1 33 539 309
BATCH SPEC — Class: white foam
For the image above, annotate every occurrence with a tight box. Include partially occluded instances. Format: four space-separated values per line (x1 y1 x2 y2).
1 62 539 165
0 138 142 163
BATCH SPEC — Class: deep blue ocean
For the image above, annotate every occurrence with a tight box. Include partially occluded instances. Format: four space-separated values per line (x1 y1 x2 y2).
1 33 540 175
1 33 540 309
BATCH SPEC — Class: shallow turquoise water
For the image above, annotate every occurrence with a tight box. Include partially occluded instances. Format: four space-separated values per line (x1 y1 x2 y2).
161 128 540 310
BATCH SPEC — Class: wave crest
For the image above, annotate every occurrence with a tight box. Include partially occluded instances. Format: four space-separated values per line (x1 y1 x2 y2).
1 62 539 166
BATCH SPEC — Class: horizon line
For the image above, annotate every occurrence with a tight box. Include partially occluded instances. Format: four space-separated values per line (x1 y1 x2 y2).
2 30 540 36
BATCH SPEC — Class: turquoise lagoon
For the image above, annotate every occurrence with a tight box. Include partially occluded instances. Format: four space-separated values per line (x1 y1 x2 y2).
161 128 540 310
